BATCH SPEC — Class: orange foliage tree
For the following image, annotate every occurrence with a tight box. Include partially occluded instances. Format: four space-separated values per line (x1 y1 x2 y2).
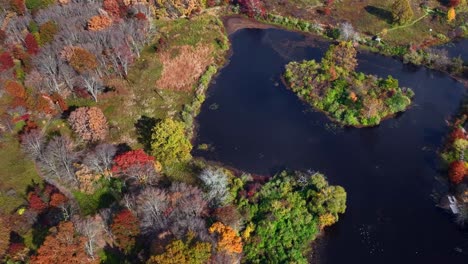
68 107 108 142
209 222 243 255
5 81 27 99
63 47 98 74
447 7 456 22
31 222 98 264
87 15 113 31
449 160 466 184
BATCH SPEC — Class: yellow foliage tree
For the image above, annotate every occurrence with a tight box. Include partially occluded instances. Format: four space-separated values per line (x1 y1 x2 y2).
319 213 337 229
209 222 243 255
447 7 456 22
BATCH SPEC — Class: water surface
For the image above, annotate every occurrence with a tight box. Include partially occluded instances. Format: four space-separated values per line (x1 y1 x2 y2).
194 29 467 263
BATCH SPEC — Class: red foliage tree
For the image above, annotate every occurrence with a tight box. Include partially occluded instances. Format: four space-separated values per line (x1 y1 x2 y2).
28 192 48 212
238 0 265 18
25 33 39 55
448 0 461 7
51 92 68 111
135 12 146 20
49 192 67 207
449 128 466 143
111 209 140 253
103 0 120 18
0 52 14 72
111 149 155 174
449 160 466 184
10 0 26 15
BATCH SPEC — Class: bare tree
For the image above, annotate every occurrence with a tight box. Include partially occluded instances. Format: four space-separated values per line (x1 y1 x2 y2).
38 135 79 187
20 129 45 160
83 143 116 175
198 167 230 207
75 216 106 260
339 22 356 41
80 72 103 102
137 187 169 234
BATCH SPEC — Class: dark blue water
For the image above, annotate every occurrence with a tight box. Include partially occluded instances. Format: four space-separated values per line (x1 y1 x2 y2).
438 38 468 62
194 29 467 263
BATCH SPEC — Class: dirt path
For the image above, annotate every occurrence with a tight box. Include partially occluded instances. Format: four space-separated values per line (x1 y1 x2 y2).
223 15 278 35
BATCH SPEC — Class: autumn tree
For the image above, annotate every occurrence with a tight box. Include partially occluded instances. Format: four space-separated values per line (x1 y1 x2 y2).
0 52 14 72
87 15 113 31
449 161 466 184
31 221 98 264
0 216 10 258
151 119 192 166
28 192 48 212
112 149 160 184
447 7 456 22
103 0 121 18
39 21 59 45
323 41 357 76
209 222 243 255
68 107 108 142
10 0 26 15
238 0 265 17
111 209 140 253
154 0 203 18
447 0 461 7
4 81 27 99
391 0 413 25
25 33 40 55
147 233 211 264
63 47 98 74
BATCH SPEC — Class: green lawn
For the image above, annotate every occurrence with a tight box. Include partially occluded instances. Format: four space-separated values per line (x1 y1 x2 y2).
0 135 42 213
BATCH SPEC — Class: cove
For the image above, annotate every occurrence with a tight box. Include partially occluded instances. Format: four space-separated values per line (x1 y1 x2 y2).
193 29 467 263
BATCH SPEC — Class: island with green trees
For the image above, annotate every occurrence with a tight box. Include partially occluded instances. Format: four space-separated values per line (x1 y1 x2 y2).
284 42 414 127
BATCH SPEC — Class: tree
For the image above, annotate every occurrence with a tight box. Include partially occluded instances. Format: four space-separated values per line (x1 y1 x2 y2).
28 192 48 212
339 22 356 41
449 161 466 184
103 0 121 18
447 0 461 7
31 221 98 264
111 149 160 184
75 216 106 260
209 222 243 255
151 119 192 166
0 216 10 258
21 129 45 160
0 52 14 72
147 234 211 264
68 107 108 142
323 41 357 75
391 0 413 25
137 183 208 238
83 144 117 175
87 15 113 31
39 21 59 45
238 0 265 18
198 167 230 207
10 0 26 15
447 7 456 22
154 0 203 18
110 209 140 253
66 47 98 74
39 135 79 187
25 33 40 55
80 73 103 102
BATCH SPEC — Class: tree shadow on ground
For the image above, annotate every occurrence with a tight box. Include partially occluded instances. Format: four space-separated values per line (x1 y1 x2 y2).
135 116 159 152
365 5 393 24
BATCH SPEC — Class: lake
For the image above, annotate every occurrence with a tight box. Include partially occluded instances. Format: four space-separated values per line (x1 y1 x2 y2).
194 29 467 263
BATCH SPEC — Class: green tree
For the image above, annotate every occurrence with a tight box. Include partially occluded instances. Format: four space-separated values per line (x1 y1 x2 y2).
240 171 347 263
391 0 414 25
151 118 192 166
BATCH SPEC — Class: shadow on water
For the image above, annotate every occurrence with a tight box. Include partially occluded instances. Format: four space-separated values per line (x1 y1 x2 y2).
193 28 467 263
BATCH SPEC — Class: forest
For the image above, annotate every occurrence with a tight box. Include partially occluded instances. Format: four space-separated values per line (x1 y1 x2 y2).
0 0 467 263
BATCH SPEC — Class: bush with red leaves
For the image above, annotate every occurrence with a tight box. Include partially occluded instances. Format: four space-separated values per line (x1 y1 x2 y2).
111 149 155 174
449 160 466 184
25 33 39 55
449 128 466 143
28 192 48 212
447 0 461 7
0 52 14 72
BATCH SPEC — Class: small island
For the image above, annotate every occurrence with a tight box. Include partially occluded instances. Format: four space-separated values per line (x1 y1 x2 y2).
284 42 414 127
